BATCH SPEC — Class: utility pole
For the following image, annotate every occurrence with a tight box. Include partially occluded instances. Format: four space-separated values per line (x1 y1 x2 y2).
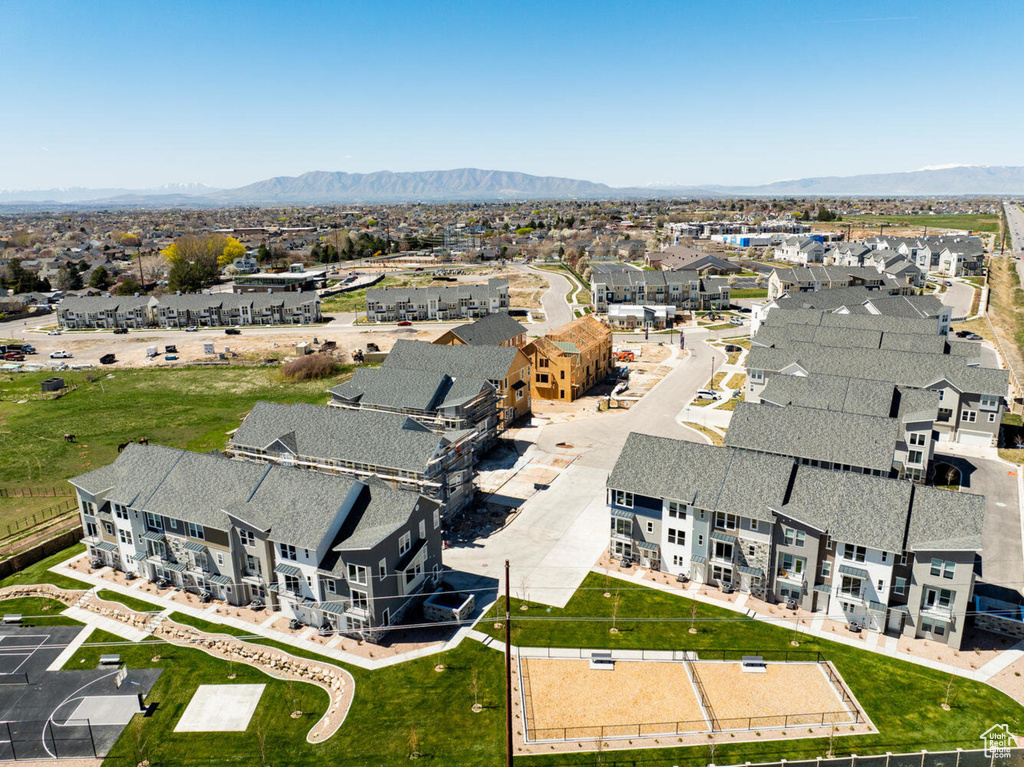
504 559 514 767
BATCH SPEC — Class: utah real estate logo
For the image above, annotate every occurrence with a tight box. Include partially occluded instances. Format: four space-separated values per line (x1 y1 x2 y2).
981 724 1017 758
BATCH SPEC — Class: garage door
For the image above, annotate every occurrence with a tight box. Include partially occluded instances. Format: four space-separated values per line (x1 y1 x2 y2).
957 430 992 447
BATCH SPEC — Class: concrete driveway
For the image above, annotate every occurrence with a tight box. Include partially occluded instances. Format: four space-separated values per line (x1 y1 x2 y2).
942 281 976 319
443 463 612 607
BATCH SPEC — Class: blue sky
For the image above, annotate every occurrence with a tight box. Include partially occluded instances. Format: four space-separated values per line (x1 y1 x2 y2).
1 0 1021 190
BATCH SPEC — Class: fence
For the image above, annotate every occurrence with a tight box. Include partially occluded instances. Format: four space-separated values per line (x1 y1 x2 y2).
823 660 861 720
714 747 1024 767
2 498 78 538
0 486 75 499
0 719 98 761
517 646 824 663
688 659 719 730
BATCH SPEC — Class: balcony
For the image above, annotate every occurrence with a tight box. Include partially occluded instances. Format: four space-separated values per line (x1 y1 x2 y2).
344 600 371 620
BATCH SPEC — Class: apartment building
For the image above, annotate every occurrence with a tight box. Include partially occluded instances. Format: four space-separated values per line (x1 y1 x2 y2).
590 269 730 313
523 315 614 402
866 234 986 277
226 402 477 516
365 278 509 322
71 444 442 639
56 291 322 329
766 266 909 301
607 434 984 648
433 311 527 348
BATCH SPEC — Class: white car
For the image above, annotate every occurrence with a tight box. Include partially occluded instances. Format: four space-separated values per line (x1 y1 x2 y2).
185 326 199 332
49 350 73 359
696 389 720 400
47 329 62 336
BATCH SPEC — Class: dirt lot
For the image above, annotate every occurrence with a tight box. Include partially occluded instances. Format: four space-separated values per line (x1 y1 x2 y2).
521 657 707 737
695 661 854 727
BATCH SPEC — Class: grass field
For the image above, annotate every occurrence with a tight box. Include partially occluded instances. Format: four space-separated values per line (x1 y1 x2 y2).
0 367 350 499
3 548 1023 765
833 214 1001 233
0 595 81 625
96 588 163 614
0 543 88 590
729 288 768 299
319 275 437 313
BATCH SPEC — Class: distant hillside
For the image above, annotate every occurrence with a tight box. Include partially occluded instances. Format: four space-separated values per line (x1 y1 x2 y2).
3 165 1024 210
210 169 617 203
695 166 1024 196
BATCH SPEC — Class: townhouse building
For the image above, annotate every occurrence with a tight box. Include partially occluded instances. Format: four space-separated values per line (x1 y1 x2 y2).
867 234 986 277
607 434 984 648
226 401 477 516
56 295 155 329
590 269 730 314
56 292 321 329
745 339 1006 446
365 278 509 322
71 443 442 640
751 286 951 334
433 311 528 348
766 266 903 301
606 304 676 329
330 339 528 432
522 315 614 402
774 236 826 265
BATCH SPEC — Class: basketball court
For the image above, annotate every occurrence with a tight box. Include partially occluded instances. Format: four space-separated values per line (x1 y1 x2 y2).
0 624 162 760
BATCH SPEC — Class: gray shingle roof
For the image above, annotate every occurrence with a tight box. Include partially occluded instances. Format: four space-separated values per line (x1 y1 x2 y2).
781 467 912 552
331 366 493 411
724 402 899 472
608 433 794 522
366 278 507 304
907 485 985 551
383 339 521 381
230 401 468 474
747 341 1008 397
449 311 526 346
759 308 938 336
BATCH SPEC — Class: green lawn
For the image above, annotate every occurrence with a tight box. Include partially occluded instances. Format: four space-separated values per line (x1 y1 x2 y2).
730 287 768 299
481 573 1024 760
0 542 88 590
837 214 1001 233
97 588 163 614
0 366 349 489
8 548 1021 765
320 275 433 313
0 595 81 625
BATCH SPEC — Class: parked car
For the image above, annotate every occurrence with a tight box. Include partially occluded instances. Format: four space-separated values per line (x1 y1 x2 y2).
944 280 953 287
729 317 744 325
955 330 969 338
49 350 73 359
225 327 241 335
22 345 36 354
185 326 199 332
3 352 25 361
696 389 720 400
397 320 413 326
100 353 117 365
966 333 983 341
47 330 62 336
112 327 128 334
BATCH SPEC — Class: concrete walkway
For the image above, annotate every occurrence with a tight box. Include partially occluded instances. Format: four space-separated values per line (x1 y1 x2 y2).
49 556 479 671
591 566 1013 684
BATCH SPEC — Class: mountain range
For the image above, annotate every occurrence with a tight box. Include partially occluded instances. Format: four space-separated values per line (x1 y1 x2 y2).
3 166 1023 208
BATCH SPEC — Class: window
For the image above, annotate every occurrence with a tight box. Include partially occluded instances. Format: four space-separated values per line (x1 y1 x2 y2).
989 412 997 423
419 520 426 540
667 528 684 545
843 544 866 563
351 589 369 610
909 432 926 447
930 388 944 402
539 358 549 368
280 543 297 560
645 520 654 534
714 512 738 531
697 534 703 547
749 369 764 383
613 490 633 508
924 587 954 609
749 519 759 532
961 409 976 423
284 574 301 593
894 577 906 595
378 558 388 581
611 517 632 536
119 529 132 545
930 558 955 579
399 532 411 557
713 541 733 561
877 579 884 592
433 509 440 530
881 551 888 563
216 552 224 567
325 579 337 595
667 501 686 519
537 373 549 383
239 529 255 547
778 553 805 578
144 512 163 532
900 552 908 566
114 504 129 520
980 395 999 411
560 370 565 380
839 575 862 598
821 561 832 579
347 564 367 585
672 555 685 567
103 521 114 536
516 387 524 401
187 522 204 540
784 528 806 548
908 450 923 465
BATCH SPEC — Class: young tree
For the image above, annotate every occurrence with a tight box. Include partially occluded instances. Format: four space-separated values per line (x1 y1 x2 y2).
113 276 143 296
88 265 112 290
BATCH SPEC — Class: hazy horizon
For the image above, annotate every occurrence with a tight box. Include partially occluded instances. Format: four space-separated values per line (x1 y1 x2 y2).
3 0 1021 190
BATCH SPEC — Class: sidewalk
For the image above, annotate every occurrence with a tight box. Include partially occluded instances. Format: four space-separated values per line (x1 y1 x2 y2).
591 565 1020 684
51 555 478 671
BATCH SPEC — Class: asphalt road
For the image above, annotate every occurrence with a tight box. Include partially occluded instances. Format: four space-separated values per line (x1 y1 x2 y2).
942 281 976 319
1005 202 1024 284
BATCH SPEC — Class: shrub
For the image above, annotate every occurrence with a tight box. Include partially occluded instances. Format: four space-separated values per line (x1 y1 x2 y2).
279 354 341 381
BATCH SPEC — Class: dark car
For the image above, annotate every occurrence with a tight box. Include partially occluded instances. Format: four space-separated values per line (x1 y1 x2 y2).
955 330 969 338
4 352 26 361
113 327 128 334
225 327 241 335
